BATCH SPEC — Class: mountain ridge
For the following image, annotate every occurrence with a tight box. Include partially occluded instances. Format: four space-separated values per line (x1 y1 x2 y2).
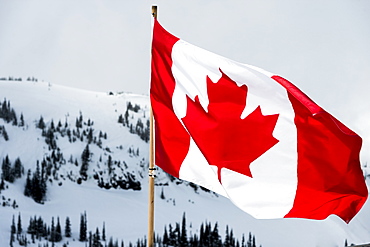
0 79 369 247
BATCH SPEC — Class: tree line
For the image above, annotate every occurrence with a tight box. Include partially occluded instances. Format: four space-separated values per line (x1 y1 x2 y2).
0 98 24 127
8 211 263 247
118 101 149 143
0 99 25 142
1 101 144 206
0 76 39 81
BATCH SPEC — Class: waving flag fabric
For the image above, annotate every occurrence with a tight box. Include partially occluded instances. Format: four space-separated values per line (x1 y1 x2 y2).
150 19 368 223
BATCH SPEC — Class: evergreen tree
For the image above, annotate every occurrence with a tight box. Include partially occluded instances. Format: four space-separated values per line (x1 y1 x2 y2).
76 114 83 128
80 145 91 179
118 114 124 124
241 234 246 247
37 116 46 129
0 99 12 123
107 155 113 175
0 175 5 190
55 217 62 242
24 169 32 197
95 227 100 241
87 128 93 144
57 120 63 129
108 237 114 247
174 223 180 246
199 223 204 246
18 233 27 246
88 231 93 247
224 225 231 247
247 232 252 247
1 125 9 140
102 222 106 241
79 212 87 242
168 224 176 246
230 228 235 247
180 212 188 247
133 104 140 112
160 188 165 200
79 114 83 126
31 161 42 202
29 219 35 243
190 234 199 247
127 101 133 111
65 217 71 237
92 228 103 247
135 118 143 135
45 128 56 149
124 109 129 126
50 217 56 243
11 215 16 235
9 230 15 247
13 157 24 179
36 216 44 240
11 109 17 126
129 124 133 133
163 225 169 246
9 215 16 247
211 222 222 247
27 217 35 236
2 155 13 182
31 163 47 203
19 113 24 127
204 222 211 246
11 199 17 209
17 212 22 235
50 119 55 130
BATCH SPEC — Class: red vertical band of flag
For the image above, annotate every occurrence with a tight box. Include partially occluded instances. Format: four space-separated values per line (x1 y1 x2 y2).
150 20 190 178
272 76 367 223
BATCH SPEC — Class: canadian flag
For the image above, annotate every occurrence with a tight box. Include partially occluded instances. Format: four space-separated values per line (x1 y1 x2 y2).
150 19 368 223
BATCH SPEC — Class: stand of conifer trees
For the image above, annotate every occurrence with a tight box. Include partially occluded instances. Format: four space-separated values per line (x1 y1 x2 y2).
8 211 263 247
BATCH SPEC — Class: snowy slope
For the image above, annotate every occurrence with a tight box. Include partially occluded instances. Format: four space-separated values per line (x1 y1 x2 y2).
0 80 369 247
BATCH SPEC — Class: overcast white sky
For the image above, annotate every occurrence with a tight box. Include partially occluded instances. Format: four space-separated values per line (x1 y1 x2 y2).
1 0 370 161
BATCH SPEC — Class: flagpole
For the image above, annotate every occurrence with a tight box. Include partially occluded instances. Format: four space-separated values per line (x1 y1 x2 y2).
148 6 157 247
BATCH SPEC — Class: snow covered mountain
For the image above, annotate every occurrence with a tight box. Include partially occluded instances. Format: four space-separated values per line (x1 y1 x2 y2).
0 79 369 247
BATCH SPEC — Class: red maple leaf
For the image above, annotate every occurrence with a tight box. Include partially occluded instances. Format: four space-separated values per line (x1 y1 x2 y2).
182 69 279 183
